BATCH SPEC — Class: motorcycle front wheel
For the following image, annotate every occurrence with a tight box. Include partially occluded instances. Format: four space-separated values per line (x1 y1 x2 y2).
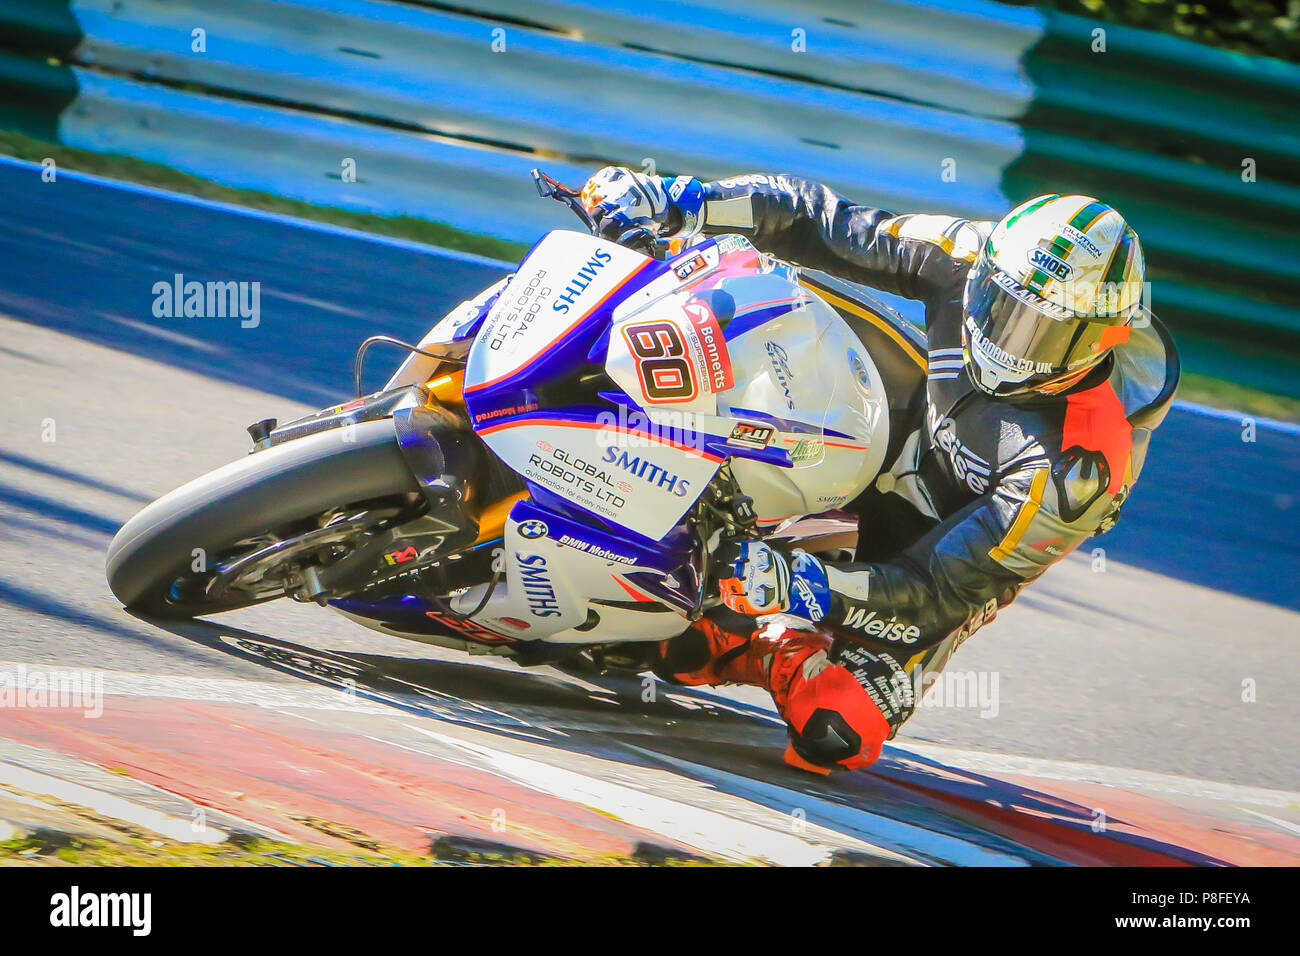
106 419 421 618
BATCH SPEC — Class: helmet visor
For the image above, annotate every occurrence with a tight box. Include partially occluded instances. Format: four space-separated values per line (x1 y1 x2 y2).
964 256 1121 393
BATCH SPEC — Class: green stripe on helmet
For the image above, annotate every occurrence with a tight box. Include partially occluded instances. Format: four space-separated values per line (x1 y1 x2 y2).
1067 200 1109 233
1004 194 1059 230
1102 227 1135 288
1048 234 1074 261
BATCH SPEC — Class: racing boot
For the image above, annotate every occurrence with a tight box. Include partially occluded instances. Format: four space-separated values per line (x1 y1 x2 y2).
654 617 910 773
652 615 767 687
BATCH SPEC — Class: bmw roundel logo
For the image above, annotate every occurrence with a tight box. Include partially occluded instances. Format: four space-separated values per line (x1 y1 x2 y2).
518 519 548 539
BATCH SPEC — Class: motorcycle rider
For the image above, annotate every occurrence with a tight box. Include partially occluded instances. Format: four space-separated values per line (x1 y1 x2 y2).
579 166 1179 774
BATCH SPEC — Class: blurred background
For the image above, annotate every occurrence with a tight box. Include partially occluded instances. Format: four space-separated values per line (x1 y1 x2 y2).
1 0 1297 413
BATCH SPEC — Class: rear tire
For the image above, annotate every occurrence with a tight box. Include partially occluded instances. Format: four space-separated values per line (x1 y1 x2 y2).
106 420 421 617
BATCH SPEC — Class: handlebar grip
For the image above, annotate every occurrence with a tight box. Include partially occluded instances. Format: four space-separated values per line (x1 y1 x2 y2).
616 225 661 257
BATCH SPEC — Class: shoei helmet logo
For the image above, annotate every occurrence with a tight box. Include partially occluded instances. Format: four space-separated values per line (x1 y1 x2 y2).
518 519 548 539
1028 247 1073 281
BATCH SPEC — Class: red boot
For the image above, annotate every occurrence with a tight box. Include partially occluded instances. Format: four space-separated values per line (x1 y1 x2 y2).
653 615 766 686
655 617 898 772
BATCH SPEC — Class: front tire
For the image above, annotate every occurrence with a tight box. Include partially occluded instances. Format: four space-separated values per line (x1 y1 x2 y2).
106 420 421 617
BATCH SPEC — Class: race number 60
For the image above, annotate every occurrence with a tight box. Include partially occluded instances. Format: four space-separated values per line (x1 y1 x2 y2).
622 320 697 403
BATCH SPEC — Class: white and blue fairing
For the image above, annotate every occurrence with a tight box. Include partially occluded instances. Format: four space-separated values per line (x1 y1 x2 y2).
433 230 891 644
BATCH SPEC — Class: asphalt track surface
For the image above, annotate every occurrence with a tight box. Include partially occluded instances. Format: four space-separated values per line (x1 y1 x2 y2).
1 158 1297 863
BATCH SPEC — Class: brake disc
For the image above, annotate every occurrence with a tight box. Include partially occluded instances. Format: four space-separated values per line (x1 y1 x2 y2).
202 507 404 604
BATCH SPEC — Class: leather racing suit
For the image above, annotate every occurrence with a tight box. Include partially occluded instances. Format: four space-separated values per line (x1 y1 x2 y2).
653 174 1180 770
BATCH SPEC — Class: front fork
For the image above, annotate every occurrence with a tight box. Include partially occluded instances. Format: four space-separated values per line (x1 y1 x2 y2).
306 403 482 599
243 377 489 602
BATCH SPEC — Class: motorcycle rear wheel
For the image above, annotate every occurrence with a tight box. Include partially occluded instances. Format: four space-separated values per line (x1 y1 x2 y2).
106 420 421 618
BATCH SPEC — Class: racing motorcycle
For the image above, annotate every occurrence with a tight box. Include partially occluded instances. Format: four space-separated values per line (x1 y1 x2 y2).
106 171 918 671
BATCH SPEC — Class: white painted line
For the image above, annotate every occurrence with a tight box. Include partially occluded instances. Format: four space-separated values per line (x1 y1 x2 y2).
1239 808 1300 836
623 745 1025 866
892 741 1300 809
404 724 855 866
1171 398 1300 436
0 660 396 715
0 736 295 843
0 761 226 844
